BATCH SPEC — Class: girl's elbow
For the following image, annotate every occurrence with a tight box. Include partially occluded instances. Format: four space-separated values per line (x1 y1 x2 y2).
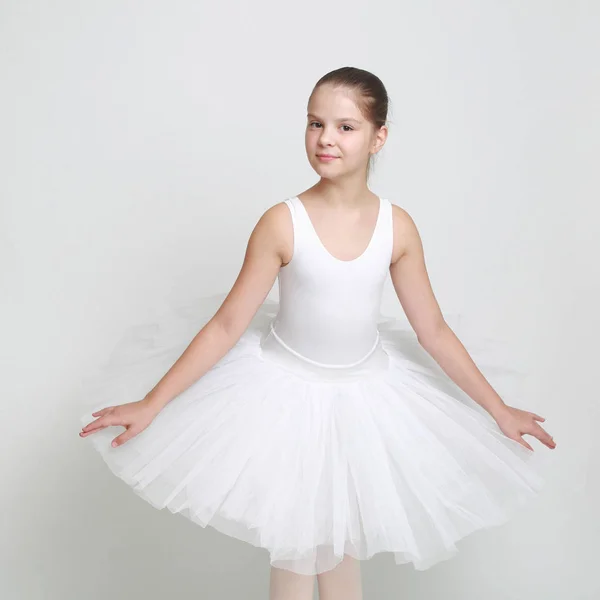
416 319 448 348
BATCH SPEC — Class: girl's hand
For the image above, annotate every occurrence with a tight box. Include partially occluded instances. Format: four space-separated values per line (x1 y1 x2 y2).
493 405 556 451
79 397 160 448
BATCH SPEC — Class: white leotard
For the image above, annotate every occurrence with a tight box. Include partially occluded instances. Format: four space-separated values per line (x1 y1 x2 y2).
264 196 393 368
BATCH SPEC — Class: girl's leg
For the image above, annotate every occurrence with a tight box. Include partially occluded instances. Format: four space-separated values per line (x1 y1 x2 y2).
269 565 315 600
316 554 363 600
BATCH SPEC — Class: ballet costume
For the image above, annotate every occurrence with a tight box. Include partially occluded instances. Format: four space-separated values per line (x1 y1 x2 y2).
79 196 545 575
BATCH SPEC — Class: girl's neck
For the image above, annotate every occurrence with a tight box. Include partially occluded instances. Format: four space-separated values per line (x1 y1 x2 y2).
302 179 376 209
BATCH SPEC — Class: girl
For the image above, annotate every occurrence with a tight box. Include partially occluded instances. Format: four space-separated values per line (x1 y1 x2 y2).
79 66 555 600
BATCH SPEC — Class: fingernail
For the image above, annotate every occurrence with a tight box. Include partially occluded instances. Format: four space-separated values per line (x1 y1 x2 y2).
111 441 117 447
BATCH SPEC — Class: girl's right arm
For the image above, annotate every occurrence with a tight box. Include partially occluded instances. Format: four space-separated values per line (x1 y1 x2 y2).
80 201 293 447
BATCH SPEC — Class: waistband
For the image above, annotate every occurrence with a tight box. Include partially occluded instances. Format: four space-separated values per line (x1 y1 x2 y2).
259 321 390 382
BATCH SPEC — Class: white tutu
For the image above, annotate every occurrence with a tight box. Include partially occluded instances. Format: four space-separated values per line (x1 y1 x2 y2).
79 292 545 575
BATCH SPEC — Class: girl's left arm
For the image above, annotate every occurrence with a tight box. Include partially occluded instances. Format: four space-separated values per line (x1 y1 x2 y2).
388 205 556 451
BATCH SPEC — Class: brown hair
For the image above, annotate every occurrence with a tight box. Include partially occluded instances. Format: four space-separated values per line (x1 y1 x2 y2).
309 66 390 179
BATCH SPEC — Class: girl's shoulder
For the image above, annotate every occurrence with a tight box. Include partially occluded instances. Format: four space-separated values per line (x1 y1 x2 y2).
388 198 408 216
389 200 416 232
388 200 416 224
253 200 292 234
388 201 423 263
249 200 293 256
263 200 294 224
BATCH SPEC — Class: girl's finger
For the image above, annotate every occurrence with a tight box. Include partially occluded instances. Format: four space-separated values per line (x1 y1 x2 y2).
520 438 534 452
81 413 127 436
532 422 552 440
81 417 108 433
83 415 123 433
92 407 114 417
80 426 107 437
112 427 134 448
531 413 545 422
81 420 99 432
85 408 113 427
536 427 556 448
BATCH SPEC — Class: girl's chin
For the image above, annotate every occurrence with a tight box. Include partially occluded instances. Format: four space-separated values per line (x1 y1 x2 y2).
313 159 342 170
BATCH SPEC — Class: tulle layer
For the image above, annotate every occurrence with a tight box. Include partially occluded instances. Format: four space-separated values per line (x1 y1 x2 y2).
79 293 545 575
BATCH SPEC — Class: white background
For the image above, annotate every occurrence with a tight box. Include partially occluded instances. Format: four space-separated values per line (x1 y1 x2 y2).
1 1 597 598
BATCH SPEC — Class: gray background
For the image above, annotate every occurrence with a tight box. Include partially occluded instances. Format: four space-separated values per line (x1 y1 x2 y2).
1 0 597 598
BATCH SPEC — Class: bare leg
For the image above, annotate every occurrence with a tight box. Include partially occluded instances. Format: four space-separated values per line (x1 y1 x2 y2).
269 565 315 600
316 554 363 600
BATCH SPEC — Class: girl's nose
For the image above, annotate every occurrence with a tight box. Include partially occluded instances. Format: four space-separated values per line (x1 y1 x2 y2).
319 133 335 145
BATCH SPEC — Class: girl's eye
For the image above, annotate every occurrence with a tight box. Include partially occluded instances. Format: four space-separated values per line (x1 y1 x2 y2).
309 122 353 131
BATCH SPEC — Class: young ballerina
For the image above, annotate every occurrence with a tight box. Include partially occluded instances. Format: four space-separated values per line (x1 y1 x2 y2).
79 66 556 600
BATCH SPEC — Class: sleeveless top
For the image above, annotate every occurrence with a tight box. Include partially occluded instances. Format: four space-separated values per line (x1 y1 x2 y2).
265 195 394 368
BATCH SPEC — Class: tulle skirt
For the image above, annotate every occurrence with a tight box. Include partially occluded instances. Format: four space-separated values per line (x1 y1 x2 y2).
78 293 545 575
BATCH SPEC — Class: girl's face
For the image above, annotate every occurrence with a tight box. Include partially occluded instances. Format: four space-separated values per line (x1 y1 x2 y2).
305 84 383 179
